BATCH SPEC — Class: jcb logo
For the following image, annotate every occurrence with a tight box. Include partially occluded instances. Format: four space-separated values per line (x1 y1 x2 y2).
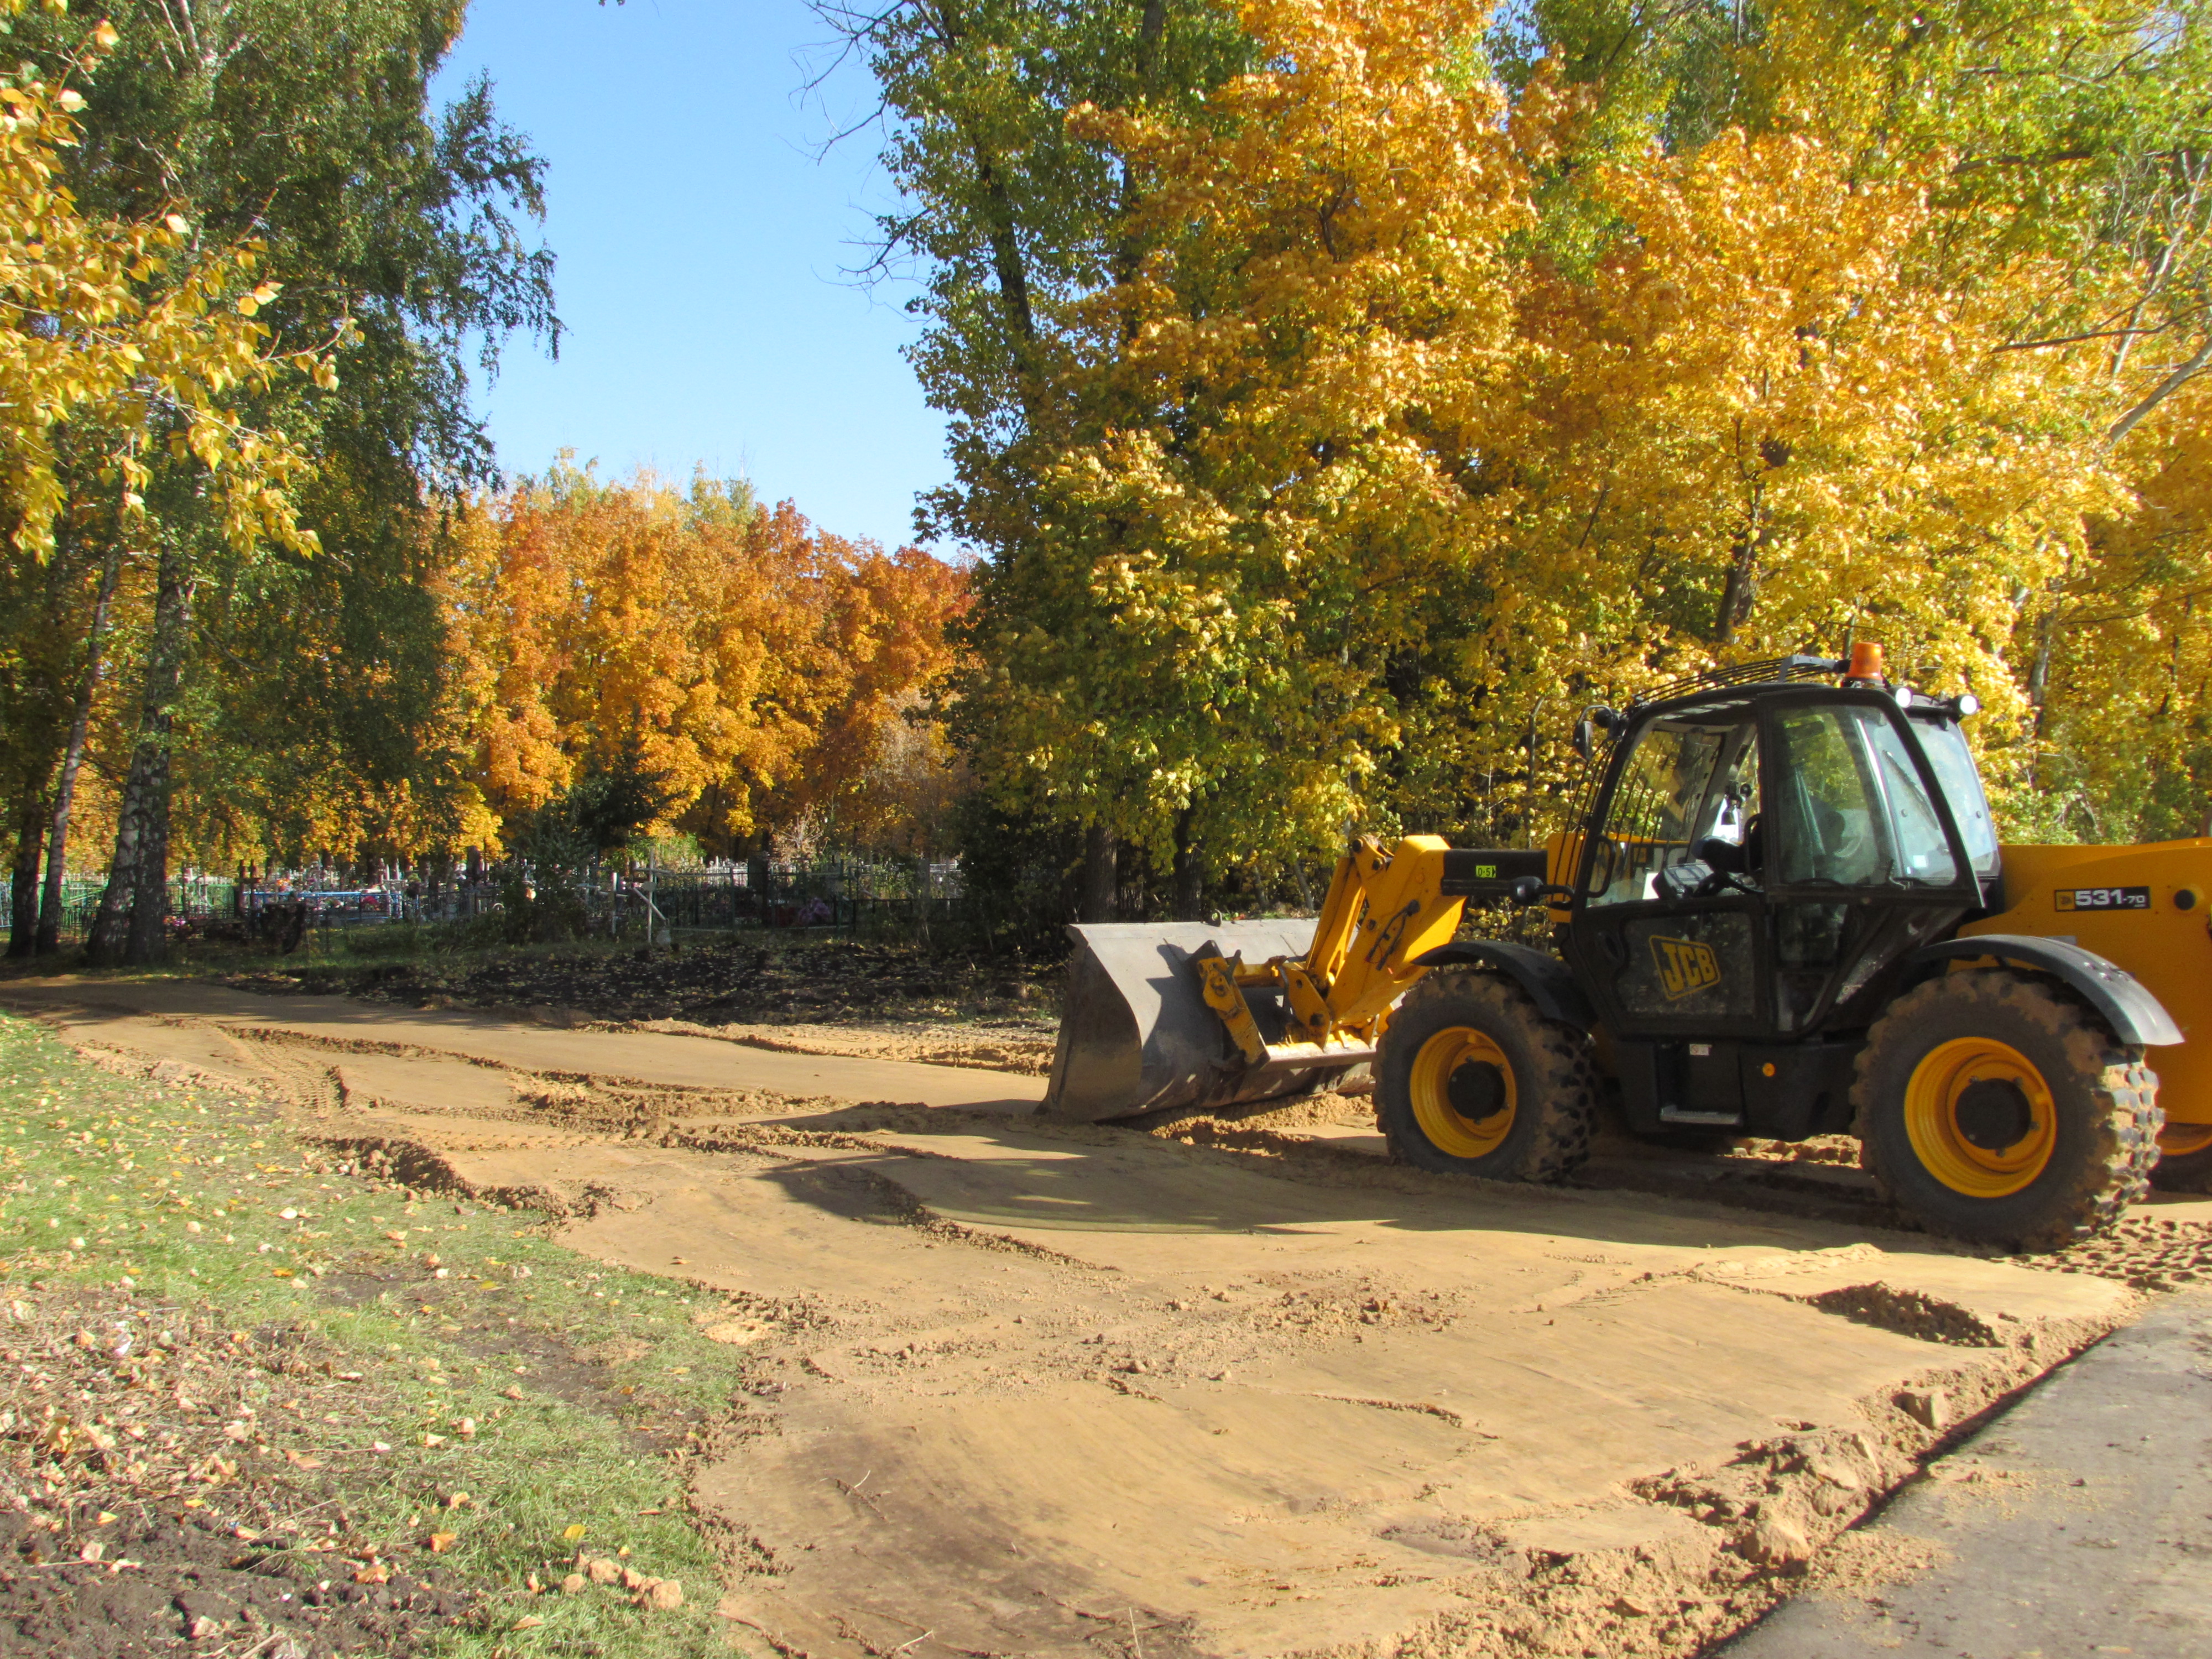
1650 935 1722 1000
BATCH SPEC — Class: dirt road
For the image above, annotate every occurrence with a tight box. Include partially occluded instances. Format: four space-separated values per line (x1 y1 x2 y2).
0 975 2188 1658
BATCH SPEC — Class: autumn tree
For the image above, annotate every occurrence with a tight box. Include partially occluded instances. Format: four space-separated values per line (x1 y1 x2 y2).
941 0 1556 897
1466 123 2125 834
441 465 969 870
910 0 2212 879
1490 0 2212 838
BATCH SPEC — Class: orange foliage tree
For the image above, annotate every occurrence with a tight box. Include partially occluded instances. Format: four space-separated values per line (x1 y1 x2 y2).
439 463 969 862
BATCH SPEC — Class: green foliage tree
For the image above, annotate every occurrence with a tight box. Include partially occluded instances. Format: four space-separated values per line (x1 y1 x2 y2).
822 0 1251 917
0 3 338 958
0 0 556 964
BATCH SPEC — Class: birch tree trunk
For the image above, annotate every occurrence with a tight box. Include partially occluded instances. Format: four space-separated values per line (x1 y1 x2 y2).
86 543 194 967
36 547 123 955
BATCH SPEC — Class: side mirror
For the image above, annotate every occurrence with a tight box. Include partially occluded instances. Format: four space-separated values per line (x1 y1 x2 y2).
1573 706 1618 760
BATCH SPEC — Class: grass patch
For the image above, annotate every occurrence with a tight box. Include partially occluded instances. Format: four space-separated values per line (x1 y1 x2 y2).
0 1010 762 1656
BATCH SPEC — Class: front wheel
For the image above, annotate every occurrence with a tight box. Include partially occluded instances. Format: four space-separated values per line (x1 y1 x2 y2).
1855 969 2162 1250
1378 972 1597 1183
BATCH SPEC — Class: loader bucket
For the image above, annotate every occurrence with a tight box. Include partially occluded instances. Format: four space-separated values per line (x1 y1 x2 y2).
1042 921 1369 1121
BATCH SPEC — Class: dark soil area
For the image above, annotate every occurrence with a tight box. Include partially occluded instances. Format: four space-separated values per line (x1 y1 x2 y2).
0 1293 468 1657
0 1502 463 1658
217 937 1055 1027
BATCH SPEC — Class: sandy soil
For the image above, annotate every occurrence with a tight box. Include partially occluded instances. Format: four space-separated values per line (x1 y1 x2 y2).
2 974 2193 1659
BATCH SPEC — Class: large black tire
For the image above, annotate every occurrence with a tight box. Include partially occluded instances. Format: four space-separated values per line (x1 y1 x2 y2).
1378 972 1597 1183
1854 970 2163 1250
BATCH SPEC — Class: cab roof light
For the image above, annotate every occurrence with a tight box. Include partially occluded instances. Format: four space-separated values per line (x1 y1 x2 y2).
1903 688 1982 721
1845 640 1887 685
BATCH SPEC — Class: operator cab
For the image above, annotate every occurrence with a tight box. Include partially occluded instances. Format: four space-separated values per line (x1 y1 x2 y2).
1564 648 2000 1139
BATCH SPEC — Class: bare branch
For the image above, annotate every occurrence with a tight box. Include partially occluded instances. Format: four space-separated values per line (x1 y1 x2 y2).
2105 330 2212 448
1996 320 2180 352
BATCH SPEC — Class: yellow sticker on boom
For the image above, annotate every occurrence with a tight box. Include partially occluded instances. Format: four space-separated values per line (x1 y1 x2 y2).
1650 935 1723 1000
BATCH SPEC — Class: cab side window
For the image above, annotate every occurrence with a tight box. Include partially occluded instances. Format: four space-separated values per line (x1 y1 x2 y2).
1589 715 1757 905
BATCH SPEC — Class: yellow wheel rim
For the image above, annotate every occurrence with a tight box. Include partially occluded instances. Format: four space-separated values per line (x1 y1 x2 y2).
2161 1121 2212 1157
1903 1037 2056 1198
1410 1027 1516 1160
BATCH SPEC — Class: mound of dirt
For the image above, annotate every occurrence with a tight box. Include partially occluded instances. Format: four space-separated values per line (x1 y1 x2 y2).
221 938 1058 1034
636 1016 1056 1075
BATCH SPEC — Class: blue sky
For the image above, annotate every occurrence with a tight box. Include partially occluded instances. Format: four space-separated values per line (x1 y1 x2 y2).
434 0 948 551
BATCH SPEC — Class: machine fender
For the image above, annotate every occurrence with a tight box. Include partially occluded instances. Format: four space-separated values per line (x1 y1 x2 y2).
1408 941 1597 1031
1908 934 2185 1048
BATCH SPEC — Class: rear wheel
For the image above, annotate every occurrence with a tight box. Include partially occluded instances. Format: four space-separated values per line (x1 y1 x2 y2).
1855 970 2162 1250
1378 972 1597 1183
2151 1122 2212 1193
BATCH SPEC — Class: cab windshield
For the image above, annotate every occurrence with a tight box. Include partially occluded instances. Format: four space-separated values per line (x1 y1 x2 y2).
1911 717 2000 878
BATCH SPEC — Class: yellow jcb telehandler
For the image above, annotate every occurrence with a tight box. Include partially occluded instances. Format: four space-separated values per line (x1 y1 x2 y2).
1043 647 2207 1250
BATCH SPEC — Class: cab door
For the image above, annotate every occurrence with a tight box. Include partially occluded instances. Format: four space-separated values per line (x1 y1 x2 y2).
1568 704 1768 1040
1762 694 1980 1034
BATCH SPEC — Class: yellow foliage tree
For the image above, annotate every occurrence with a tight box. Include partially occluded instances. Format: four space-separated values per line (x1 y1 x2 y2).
1475 0 2212 843
1484 122 2127 819
953 0 1538 880
944 0 2212 874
